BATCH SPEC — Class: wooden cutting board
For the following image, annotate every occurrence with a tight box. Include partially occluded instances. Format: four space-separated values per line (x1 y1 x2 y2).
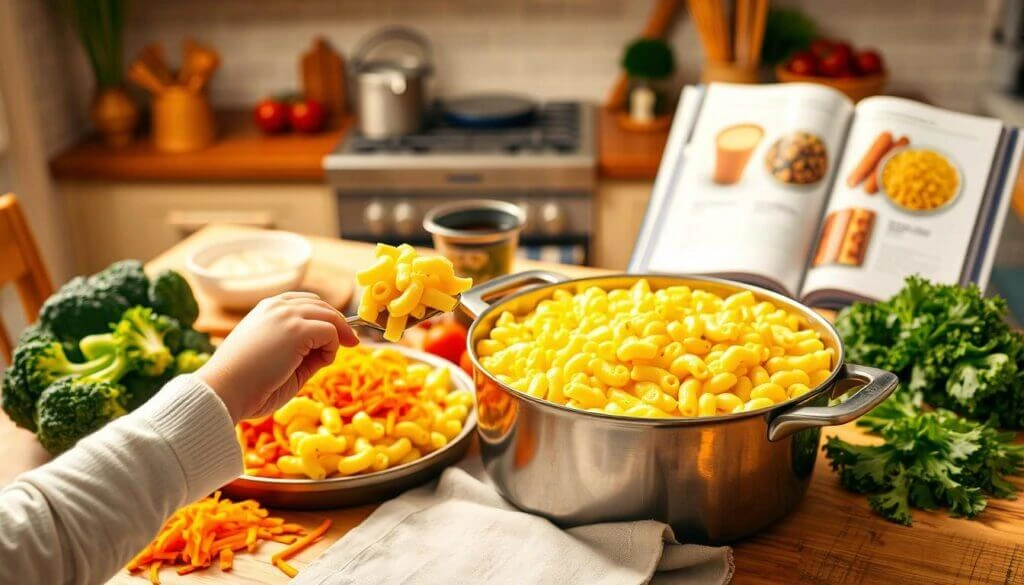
301 37 347 121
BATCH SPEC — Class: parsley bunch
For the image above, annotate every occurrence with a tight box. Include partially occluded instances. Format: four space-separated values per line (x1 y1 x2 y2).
836 276 1024 428
824 394 1024 525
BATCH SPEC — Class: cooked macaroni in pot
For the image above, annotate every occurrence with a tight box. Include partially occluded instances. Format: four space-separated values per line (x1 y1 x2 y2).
475 279 834 418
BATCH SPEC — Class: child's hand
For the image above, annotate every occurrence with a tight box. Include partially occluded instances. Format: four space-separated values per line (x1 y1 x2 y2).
196 292 359 422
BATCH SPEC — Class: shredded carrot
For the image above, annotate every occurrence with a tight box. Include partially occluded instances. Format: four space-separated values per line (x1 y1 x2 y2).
125 493 315 579
272 519 332 563
219 548 234 571
274 557 299 578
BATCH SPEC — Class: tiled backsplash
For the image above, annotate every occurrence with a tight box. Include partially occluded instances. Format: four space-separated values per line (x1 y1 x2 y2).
124 0 999 113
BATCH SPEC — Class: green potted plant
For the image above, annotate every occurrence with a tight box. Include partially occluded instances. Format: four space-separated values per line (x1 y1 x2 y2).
620 38 676 125
56 0 137 148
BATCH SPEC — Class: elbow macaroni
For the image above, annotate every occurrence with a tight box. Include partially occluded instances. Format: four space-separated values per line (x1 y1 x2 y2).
356 244 473 341
237 346 472 480
476 279 834 419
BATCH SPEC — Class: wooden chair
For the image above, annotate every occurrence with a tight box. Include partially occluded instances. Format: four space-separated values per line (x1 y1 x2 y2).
0 193 54 363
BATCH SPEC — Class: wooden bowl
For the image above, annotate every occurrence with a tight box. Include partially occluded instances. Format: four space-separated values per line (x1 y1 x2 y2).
774 65 887 102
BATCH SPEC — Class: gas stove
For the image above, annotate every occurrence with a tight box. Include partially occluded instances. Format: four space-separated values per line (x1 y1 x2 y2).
324 101 595 264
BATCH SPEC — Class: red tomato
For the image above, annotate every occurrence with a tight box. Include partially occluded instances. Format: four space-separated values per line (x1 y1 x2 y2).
786 51 818 76
459 350 474 377
253 99 289 134
829 41 854 61
423 322 468 364
289 100 325 133
818 48 852 78
855 50 884 75
809 39 834 59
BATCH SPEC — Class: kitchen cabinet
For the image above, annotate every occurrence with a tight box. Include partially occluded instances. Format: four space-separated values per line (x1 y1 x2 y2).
59 182 338 274
592 179 653 270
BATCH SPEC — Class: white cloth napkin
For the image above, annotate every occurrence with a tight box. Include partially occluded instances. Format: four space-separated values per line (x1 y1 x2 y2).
294 461 733 585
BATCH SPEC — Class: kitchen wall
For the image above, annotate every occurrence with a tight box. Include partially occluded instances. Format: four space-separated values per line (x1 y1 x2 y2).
125 0 1000 113
0 0 87 349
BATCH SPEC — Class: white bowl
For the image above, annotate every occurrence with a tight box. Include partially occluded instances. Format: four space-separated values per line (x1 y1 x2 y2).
185 231 312 310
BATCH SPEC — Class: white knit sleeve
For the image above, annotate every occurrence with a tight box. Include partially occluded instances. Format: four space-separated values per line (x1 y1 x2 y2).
0 375 242 585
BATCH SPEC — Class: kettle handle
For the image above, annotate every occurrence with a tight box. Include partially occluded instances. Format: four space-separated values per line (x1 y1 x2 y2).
351 26 434 73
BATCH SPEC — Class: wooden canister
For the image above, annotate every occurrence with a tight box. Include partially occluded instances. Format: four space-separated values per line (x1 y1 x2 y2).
151 86 216 152
701 62 760 84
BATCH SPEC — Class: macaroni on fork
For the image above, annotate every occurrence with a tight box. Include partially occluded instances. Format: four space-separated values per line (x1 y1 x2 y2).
356 244 473 341
476 279 834 418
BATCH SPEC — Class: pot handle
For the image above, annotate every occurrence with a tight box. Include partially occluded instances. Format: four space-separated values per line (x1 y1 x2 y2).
767 363 898 441
459 270 570 319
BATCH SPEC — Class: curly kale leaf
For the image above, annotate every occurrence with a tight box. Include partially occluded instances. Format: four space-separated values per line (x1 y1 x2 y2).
835 276 1024 427
825 398 1023 525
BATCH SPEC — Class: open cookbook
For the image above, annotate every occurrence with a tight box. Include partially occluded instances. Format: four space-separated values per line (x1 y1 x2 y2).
630 82 1023 308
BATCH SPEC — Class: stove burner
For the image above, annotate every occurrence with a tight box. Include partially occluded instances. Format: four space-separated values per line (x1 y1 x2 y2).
343 102 582 155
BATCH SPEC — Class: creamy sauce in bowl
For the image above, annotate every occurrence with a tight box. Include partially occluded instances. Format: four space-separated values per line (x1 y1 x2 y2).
207 250 293 277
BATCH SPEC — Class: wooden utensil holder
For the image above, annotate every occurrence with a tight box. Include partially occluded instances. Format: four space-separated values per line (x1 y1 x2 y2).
701 62 760 84
151 87 216 152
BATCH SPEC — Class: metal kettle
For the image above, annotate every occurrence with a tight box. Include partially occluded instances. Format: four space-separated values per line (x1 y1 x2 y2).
350 27 433 139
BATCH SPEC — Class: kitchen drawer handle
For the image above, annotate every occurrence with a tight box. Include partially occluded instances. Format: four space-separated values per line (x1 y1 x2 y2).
460 270 570 319
767 363 898 441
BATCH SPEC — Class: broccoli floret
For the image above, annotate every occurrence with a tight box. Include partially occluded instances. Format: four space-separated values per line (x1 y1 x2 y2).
114 307 181 377
174 350 210 375
39 277 131 344
120 371 172 411
17 323 55 346
17 323 84 362
79 332 121 360
1 338 128 431
180 328 216 354
35 378 127 454
148 270 199 328
89 259 150 307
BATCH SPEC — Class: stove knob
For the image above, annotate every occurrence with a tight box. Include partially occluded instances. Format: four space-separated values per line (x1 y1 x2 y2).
516 199 533 233
364 201 389 235
393 201 419 236
540 202 566 235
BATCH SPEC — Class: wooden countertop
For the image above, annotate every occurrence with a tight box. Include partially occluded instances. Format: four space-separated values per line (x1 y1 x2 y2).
2 224 1020 584
49 111 350 182
49 105 666 183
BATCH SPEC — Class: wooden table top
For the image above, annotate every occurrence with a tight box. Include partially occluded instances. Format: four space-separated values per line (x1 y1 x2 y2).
2 224 1022 585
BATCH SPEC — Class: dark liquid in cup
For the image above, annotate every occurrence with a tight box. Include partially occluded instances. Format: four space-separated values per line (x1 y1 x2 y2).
434 209 519 234
452 222 502 232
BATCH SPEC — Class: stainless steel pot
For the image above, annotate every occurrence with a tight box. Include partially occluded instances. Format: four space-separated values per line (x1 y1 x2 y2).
350 27 433 139
460 271 898 544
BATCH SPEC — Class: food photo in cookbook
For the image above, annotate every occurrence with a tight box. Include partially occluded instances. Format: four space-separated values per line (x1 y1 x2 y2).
764 130 829 185
712 123 764 185
845 130 908 194
879 147 961 213
812 208 876 268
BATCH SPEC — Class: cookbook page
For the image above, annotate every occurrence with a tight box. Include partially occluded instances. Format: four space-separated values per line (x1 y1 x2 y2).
801 97 1005 305
639 82 853 295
